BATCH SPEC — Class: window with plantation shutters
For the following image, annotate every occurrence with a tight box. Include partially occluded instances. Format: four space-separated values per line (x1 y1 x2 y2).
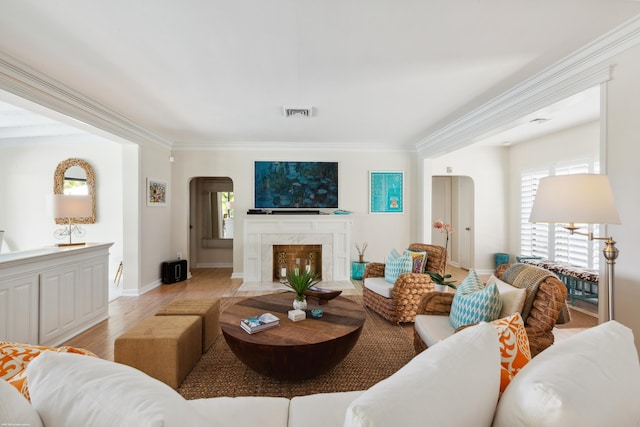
520 161 600 269
520 170 549 259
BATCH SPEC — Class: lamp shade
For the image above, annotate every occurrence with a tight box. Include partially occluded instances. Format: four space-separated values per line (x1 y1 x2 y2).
529 174 620 225
49 194 92 219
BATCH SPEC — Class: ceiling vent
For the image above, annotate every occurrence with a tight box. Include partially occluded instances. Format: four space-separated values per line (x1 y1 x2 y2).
283 106 313 117
529 117 550 125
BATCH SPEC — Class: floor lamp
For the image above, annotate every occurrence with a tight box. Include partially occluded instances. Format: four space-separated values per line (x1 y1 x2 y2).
528 174 621 321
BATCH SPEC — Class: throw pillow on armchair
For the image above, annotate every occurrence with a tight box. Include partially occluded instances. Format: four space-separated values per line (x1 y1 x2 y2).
384 250 413 283
449 270 503 329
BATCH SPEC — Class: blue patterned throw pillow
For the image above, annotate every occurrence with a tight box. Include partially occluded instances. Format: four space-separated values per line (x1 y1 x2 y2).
449 270 503 329
386 248 400 262
384 250 413 283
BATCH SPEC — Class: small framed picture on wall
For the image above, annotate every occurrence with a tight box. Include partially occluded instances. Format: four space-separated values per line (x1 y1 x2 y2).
369 171 404 213
147 178 167 207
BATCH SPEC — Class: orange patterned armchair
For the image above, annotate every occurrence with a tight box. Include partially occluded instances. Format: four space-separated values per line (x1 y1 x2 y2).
362 243 447 324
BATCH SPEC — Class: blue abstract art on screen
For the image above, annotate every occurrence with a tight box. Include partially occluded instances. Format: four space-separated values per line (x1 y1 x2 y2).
254 161 339 209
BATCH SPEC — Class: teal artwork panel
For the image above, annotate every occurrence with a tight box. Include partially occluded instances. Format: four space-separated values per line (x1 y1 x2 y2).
369 171 404 213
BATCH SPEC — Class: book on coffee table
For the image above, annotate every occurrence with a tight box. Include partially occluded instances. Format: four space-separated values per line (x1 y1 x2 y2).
240 312 280 334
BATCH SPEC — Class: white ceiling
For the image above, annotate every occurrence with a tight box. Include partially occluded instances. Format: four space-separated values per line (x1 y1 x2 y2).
474 86 601 147
0 1 638 151
0 98 84 141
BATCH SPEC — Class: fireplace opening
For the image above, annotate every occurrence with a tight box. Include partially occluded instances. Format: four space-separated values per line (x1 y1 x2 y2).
272 244 322 282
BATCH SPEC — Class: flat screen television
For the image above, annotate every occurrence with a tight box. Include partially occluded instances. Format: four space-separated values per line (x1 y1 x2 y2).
254 161 339 209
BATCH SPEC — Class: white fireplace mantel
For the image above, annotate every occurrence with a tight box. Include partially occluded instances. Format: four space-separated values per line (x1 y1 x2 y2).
243 216 352 285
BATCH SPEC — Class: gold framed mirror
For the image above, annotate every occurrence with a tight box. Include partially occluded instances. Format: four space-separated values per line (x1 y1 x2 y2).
54 158 96 224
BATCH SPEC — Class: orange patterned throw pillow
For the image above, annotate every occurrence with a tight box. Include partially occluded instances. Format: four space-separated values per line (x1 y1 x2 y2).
490 313 531 392
0 341 96 400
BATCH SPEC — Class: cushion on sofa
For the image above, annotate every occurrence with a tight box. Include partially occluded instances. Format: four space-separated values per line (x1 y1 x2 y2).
0 376 43 427
363 277 394 298
189 396 290 427
493 320 640 427
0 341 96 400
487 274 527 318
27 351 210 427
344 322 500 427
449 270 502 329
289 391 363 427
414 314 456 347
490 313 531 392
404 249 427 273
384 249 413 283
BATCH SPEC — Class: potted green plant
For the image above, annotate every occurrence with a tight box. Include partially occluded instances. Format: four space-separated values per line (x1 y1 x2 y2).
426 271 457 292
283 269 320 310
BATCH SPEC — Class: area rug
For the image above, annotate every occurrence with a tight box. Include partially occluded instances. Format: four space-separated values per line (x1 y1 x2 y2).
177 296 414 399
556 307 598 329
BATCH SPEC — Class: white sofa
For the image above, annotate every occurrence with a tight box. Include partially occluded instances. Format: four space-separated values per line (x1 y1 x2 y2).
2 321 639 427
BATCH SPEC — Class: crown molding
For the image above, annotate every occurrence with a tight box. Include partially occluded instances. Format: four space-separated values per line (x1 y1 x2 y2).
171 140 417 153
416 14 640 157
0 52 173 149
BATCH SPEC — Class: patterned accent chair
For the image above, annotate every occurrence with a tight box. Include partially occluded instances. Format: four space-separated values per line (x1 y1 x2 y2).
362 243 447 324
413 263 569 357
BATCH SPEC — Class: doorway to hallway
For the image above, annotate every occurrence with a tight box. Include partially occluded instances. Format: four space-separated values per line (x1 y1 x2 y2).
189 177 234 268
431 176 474 270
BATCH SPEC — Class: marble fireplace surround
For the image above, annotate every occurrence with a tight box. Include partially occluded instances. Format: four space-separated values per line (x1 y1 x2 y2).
243 216 351 286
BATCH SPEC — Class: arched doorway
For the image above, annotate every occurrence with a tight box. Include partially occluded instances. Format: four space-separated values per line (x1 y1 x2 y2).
189 177 234 268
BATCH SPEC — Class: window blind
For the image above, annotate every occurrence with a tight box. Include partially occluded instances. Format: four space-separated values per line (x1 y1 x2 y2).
520 161 600 269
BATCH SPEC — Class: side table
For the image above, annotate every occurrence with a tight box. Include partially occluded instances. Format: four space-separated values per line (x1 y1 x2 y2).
351 260 369 280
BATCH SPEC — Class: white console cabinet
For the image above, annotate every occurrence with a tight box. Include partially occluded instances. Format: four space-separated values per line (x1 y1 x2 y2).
0 273 39 344
0 243 112 346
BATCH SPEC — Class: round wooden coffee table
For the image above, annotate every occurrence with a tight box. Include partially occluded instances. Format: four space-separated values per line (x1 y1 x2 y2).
220 292 365 380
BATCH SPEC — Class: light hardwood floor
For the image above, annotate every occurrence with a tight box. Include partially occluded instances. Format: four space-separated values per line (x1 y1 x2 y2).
61 265 592 361
62 268 362 361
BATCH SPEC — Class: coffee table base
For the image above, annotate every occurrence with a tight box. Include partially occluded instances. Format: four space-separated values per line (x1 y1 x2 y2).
223 328 362 380
220 293 366 380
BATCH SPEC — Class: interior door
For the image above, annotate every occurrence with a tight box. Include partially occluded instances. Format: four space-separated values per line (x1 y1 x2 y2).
431 177 452 260
457 177 474 270
431 176 474 269
189 178 198 267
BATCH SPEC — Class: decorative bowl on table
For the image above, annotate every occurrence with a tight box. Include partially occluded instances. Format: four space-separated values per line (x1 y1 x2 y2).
303 286 342 305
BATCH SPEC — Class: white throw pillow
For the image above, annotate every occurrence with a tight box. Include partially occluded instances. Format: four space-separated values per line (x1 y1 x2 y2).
344 322 500 427
27 351 210 427
487 274 526 318
0 377 43 427
493 321 640 427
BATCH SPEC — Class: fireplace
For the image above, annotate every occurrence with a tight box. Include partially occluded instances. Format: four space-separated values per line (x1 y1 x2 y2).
243 216 351 285
272 244 322 281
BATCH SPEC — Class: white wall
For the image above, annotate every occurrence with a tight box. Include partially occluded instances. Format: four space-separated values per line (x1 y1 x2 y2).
138 142 172 291
170 149 418 275
605 42 640 350
0 135 124 289
120 142 140 296
427 145 508 273
506 120 600 258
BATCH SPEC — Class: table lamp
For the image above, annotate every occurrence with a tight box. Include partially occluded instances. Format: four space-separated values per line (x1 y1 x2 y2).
49 194 92 246
529 174 620 320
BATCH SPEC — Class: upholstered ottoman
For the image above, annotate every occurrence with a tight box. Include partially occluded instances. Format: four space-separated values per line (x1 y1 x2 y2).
156 298 220 352
114 315 201 388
